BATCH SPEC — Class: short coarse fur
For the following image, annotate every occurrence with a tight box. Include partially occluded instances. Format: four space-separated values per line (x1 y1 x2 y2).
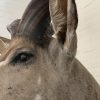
0 0 99 100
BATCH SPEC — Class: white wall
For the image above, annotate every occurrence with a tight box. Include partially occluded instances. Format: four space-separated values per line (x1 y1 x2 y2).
0 0 30 38
76 0 100 84
0 0 99 84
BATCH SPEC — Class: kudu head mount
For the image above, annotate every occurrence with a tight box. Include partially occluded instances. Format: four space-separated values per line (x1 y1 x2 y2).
0 0 100 100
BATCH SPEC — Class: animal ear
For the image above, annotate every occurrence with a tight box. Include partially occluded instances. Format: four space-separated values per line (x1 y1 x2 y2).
7 19 20 38
49 0 78 59
17 0 50 47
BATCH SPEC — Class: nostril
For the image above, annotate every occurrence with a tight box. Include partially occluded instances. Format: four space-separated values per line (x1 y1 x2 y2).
8 86 13 96
8 86 12 90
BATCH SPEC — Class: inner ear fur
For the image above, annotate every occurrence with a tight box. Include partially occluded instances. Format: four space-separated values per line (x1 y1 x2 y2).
49 0 78 59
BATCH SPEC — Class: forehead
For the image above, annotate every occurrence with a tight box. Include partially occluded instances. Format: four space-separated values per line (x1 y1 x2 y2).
10 36 35 47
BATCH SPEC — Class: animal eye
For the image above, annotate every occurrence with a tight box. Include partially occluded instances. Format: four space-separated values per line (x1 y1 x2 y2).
11 52 33 64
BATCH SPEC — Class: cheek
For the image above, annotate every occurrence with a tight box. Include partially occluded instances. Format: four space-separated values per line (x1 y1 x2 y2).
0 65 40 99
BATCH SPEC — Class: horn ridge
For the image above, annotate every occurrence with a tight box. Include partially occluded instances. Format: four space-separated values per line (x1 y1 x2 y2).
17 0 50 36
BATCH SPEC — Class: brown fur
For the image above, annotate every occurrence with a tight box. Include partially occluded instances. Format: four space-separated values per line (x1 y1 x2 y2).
0 0 100 100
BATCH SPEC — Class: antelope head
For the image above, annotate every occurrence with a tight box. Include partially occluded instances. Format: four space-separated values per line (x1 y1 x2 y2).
0 0 99 100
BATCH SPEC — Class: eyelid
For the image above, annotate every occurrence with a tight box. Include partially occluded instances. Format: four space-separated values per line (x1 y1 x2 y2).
7 48 34 64
14 48 34 53
12 51 33 59
0 47 34 64
11 52 34 64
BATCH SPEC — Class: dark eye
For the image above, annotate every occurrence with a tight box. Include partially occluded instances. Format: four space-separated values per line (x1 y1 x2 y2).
11 52 33 64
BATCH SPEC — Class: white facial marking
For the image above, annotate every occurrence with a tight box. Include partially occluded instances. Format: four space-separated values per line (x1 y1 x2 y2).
35 94 42 100
38 76 41 85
